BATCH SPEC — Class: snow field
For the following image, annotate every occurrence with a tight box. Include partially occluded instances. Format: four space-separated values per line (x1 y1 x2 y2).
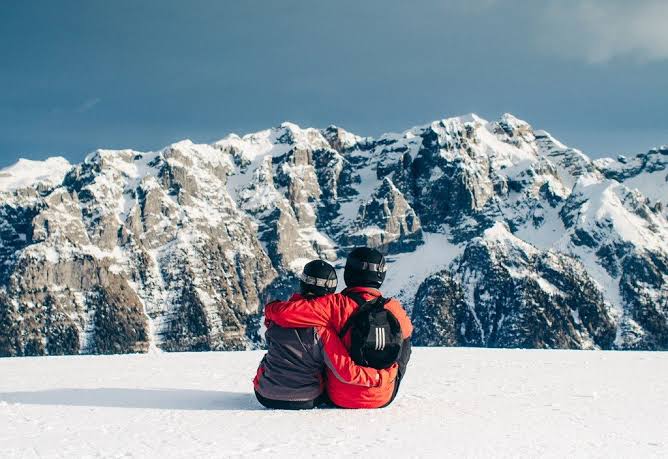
1 348 667 458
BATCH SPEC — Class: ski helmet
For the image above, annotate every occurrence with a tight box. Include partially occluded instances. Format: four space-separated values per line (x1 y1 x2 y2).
344 247 387 288
300 260 338 297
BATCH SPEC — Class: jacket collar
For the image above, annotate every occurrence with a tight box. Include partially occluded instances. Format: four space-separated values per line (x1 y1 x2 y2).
342 286 382 297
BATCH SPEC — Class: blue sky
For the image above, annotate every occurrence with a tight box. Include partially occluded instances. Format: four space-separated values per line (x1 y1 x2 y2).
1 0 667 167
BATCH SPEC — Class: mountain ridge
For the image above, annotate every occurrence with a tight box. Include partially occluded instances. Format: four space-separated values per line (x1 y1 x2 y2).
1 113 666 355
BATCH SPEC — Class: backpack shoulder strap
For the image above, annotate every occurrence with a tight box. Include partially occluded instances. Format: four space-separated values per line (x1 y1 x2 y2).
339 292 388 338
342 290 367 308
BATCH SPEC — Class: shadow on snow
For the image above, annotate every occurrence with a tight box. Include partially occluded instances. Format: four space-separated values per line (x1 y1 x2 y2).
0 388 262 411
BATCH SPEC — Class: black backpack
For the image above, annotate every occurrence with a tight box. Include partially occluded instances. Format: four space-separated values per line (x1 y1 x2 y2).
340 292 403 369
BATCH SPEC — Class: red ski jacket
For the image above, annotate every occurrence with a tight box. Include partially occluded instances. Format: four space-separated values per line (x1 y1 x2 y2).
264 287 413 408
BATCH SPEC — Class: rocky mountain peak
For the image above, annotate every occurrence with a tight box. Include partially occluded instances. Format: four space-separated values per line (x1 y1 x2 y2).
320 125 362 153
1 112 666 356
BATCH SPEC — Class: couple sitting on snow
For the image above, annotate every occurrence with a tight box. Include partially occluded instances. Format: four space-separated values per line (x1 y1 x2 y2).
253 247 413 409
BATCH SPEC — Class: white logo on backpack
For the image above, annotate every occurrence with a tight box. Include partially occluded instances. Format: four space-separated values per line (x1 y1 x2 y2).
375 328 385 351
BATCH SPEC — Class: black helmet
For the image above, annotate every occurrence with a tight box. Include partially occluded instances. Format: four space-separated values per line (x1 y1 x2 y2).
300 259 338 297
344 247 387 289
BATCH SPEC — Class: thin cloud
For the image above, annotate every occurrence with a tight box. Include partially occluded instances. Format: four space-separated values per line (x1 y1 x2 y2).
538 0 668 63
76 97 101 113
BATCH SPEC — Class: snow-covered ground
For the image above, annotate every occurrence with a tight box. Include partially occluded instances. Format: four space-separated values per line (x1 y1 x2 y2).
1 348 667 458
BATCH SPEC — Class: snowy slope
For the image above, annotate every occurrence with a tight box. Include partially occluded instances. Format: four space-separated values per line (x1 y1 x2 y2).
1 348 667 458
594 146 667 211
0 157 71 192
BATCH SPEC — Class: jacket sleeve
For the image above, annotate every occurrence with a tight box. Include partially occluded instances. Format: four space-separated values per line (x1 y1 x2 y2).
385 298 414 339
264 296 336 329
318 327 397 387
263 300 281 328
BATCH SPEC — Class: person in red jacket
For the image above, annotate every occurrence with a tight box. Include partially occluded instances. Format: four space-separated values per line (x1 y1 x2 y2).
264 247 413 409
253 259 395 410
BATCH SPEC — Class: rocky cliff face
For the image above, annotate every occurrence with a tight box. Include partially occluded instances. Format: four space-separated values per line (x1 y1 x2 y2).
1 114 666 355
0 144 278 355
412 223 616 349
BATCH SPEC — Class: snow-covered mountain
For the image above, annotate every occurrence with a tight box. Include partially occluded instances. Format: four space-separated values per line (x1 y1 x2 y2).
0 113 666 355
0 157 71 192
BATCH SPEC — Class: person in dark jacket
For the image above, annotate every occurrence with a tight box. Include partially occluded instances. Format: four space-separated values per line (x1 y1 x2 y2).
253 260 394 410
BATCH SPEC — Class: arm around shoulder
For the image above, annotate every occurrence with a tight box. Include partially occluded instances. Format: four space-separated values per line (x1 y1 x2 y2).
264 296 334 328
319 327 395 387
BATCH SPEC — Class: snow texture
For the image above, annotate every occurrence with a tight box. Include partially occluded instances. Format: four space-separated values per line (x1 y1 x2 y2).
0 157 71 192
0 348 667 458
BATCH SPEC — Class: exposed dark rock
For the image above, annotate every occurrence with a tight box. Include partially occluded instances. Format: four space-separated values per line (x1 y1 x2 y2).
412 271 468 346
620 252 668 350
413 227 617 349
